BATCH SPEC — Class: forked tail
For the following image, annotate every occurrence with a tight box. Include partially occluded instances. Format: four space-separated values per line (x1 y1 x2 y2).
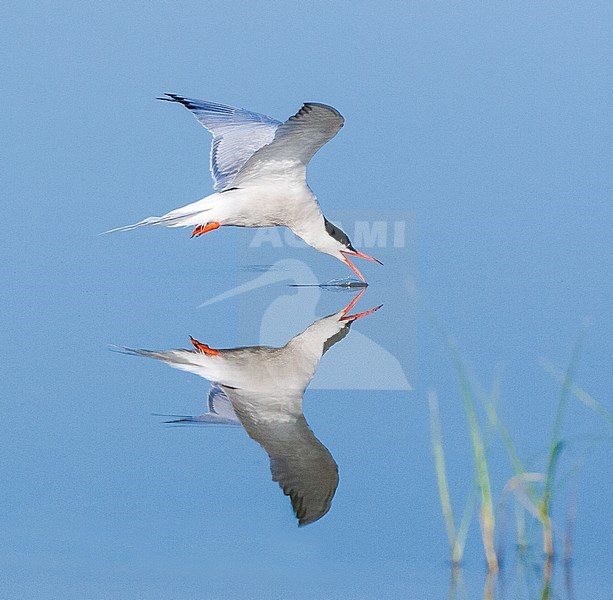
101 216 165 234
101 209 208 235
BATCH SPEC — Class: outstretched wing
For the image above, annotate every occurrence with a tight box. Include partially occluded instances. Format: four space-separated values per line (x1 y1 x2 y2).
160 94 281 191
236 408 339 527
268 417 339 527
231 103 344 188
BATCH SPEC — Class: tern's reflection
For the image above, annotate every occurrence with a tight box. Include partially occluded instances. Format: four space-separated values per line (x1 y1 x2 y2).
124 291 381 526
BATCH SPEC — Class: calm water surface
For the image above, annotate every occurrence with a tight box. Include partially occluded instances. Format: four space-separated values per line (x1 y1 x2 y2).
2 2 611 598
3 249 609 599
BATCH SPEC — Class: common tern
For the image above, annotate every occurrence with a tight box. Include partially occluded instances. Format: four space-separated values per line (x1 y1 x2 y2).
119 291 381 525
108 96 382 282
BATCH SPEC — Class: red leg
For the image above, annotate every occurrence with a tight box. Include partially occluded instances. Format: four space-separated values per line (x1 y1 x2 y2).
191 221 221 238
189 336 221 356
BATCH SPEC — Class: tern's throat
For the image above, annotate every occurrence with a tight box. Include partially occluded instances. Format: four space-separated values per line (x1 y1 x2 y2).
289 216 344 257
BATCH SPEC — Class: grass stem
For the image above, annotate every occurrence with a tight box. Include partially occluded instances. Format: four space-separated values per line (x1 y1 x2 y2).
540 340 580 557
428 391 458 563
453 350 498 571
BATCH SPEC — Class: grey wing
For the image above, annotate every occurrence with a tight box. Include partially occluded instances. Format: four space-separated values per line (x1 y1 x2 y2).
160 94 282 191
231 103 344 187
268 415 339 526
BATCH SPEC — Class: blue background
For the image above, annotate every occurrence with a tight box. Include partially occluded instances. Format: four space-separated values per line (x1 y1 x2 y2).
1 1 611 598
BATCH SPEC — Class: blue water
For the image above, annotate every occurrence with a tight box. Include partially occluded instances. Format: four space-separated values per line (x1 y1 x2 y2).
2 2 611 598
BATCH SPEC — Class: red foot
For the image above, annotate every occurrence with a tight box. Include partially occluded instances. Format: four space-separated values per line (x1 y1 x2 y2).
189 336 221 356
191 221 221 238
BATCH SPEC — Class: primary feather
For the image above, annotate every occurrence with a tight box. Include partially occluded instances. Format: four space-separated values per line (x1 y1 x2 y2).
159 94 281 191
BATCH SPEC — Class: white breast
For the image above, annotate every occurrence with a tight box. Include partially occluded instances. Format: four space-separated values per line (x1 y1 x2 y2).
217 183 322 230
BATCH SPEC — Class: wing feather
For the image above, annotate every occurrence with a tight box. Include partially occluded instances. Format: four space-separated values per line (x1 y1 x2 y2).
267 416 339 526
231 102 344 187
160 94 281 191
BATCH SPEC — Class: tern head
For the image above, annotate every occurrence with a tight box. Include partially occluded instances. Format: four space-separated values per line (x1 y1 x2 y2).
314 218 382 282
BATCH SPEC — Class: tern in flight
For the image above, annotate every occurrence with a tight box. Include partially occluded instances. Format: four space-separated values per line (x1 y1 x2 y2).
120 291 381 526
108 95 382 282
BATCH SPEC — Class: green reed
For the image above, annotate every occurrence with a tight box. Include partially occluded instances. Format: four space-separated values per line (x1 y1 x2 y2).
429 335 609 570
454 354 498 571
